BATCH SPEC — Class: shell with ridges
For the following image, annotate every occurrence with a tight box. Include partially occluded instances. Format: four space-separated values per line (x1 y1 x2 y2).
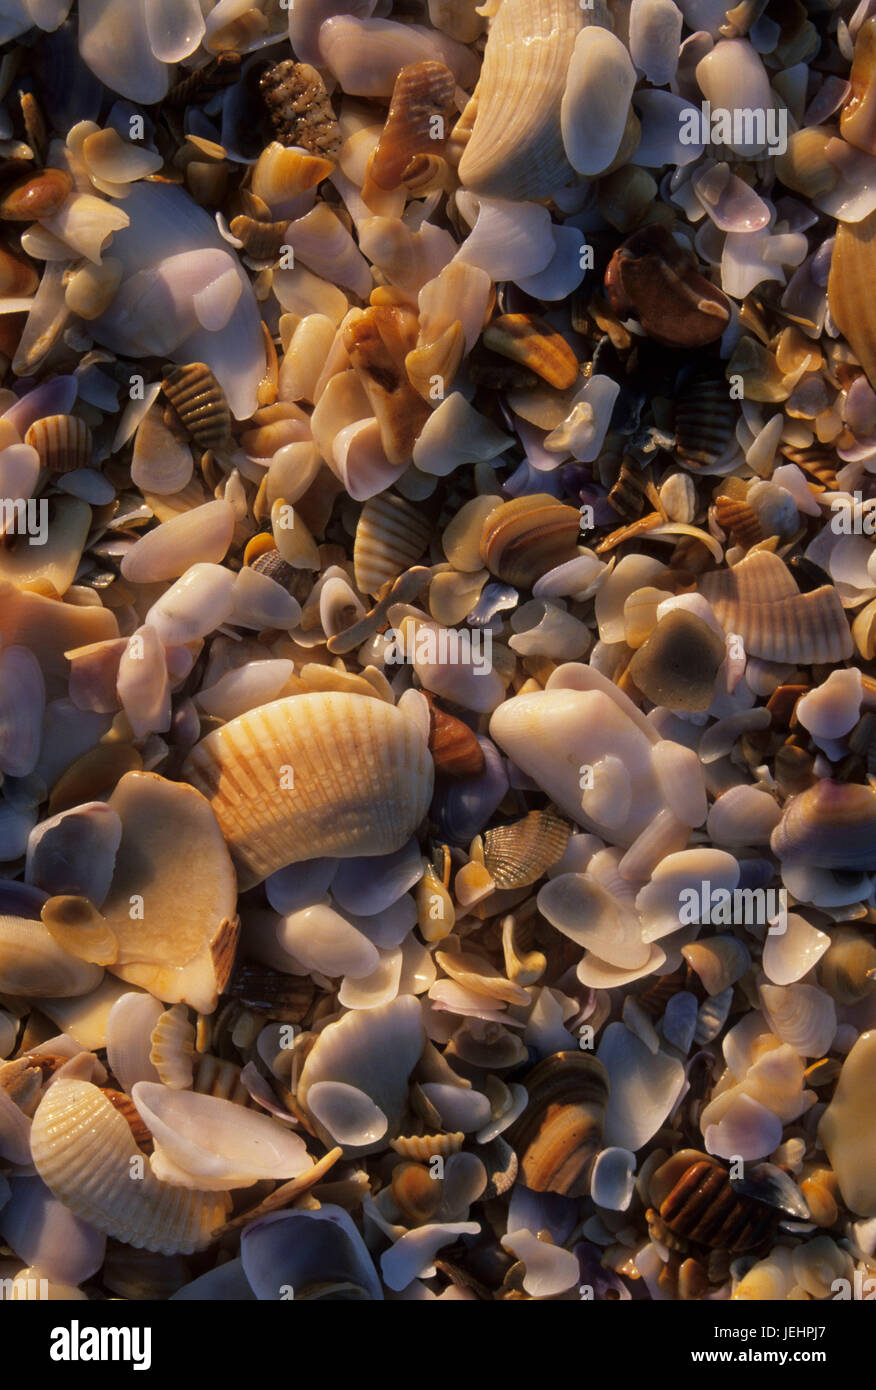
480 494 581 589
24 415 92 474
150 1005 196 1090
505 1051 609 1198
482 809 571 889
698 551 853 663
354 491 432 596
162 362 231 453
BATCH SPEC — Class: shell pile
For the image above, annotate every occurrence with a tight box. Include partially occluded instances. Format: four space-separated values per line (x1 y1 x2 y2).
2 0 876 1305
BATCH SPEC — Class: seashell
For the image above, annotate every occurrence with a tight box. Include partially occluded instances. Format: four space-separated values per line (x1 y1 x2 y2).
674 368 738 470
818 1029 876 1217
99 772 238 1014
706 785 781 847
482 314 578 391
605 224 731 350
649 1149 777 1252
841 17 876 157
370 61 456 191
23 414 92 474
561 25 638 177
259 61 342 158
713 494 762 549
770 779 876 870
459 0 604 201
418 260 492 357
505 1051 609 1198
121 500 236 585
405 320 465 403
0 168 73 223
390 1131 464 1160
819 925 876 1006
479 495 581 589
413 391 513 476
628 610 727 712
40 895 118 968
0 645 45 780
681 936 751 997
482 810 571 889
240 1205 382 1301
343 307 429 465
162 362 231 454
183 692 433 888
353 491 432 596
30 1079 228 1253
698 551 853 663
106 992 164 1097
423 694 485 778
150 1006 195 1090
130 407 193 496
229 214 290 264
759 983 836 1058
828 211 876 390
146 563 235 645
0 912 103 998
318 16 478 98
286 203 371 301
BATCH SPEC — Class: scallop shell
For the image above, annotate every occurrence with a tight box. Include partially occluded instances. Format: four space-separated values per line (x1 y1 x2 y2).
674 370 738 470
30 1078 229 1254
24 414 92 474
353 491 432 596
505 1051 609 1198
698 551 853 663
182 692 434 888
458 0 606 201
482 809 571 889
162 362 231 453
649 1149 776 1253
370 61 457 191
770 779 876 870
481 314 579 390
480 494 581 589
150 1005 196 1090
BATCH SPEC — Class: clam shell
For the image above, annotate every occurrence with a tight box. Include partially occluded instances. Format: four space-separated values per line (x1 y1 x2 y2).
150 1005 196 1090
698 551 853 663
370 61 457 191
30 1078 229 1253
0 914 103 998
162 362 231 453
506 1051 609 1198
24 414 92 474
770 779 876 870
674 369 738 469
182 692 434 888
819 925 876 1005
482 314 579 391
480 494 581 588
354 491 432 596
650 1148 777 1252
482 809 571 889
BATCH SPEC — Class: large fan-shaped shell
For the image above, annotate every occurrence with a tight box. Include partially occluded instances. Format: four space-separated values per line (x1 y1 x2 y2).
30 1079 229 1254
699 551 853 663
182 692 434 887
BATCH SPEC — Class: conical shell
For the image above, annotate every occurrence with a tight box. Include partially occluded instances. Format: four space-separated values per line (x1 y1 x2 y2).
480 494 581 588
353 491 432 596
24 414 92 474
182 692 434 887
482 808 571 889
30 1079 229 1254
458 0 607 200
699 551 853 663
505 1051 609 1197
770 779 876 870
370 61 457 191
162 362 231 452
828 209 876 389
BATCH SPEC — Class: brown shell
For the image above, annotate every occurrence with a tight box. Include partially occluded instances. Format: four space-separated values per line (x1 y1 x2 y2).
226 961 316 1022
24 414 92 473
479 494 581 588
390 1131 465 1159
423 693 485 777
390 1160 444 1224
101 1088 154 1153
343 308 430 466
162 362 231 452
606 224 731 349
505 1051 608 1198
829 207 876 389
229 214 289 261
713 494 763 549
482 313 579 390
649 1150 776 1253
780 443 838 489
607 460 647 520
0 167 72 222
675 371 738 469
370 61 457 191
259 60 342 157
482 808 571 889
770 778 876 870
353 491 432 596
698 551 853 664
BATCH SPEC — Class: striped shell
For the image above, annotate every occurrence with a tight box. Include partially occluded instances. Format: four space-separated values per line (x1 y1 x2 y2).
481 313 579 390
370 61 457 191
674 372 738 469
182 692 434 888
353 491 432 596
24 414 92 473
480 494 581 588
828 208 876 388
150 1005 196 1089
30 1078 229 1254
482 808 571 889
770 779 876 870
229 214 290 261
506 1051 608 1198
649 1149 776 1253
699 551 853 663
713 494 763 549
162 362 231 452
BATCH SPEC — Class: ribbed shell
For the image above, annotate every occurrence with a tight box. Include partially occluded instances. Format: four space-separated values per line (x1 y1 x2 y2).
714 494 763 549
458 0 607 200
482 809 571 889
506 1051 608 1198
228 214 289 261
699 551 853 663
480 494 581 588
829 209 876 388
675 374 738 469
182 692 434 887
653 1153 775 1253
371 61 457 191
353 492 432 596
390 1132 464 1159
150 1005 196 1089
162 362 231 452
24 414 92 473
30 1079 229 1254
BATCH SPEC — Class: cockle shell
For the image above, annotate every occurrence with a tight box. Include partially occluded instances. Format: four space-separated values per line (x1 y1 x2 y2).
674 368 738 470
24 414 91 473
479 495 581 588
649 1148 777 1252
30 1079 229 1253
354 491 432 596
162 361 231 453
149 1006 195 1090
506 1051 609 1197
699 551 853 663
482 809 571 889
182 692 433 888
459 0 606 201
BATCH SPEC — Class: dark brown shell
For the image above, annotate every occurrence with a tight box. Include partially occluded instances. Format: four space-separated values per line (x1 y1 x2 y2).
162 362 231 453
226 962 315 1022
423 693 485 778
608 459 648 520
675 371 738 469
229 214 290 261
259 60 342 157
479 494 581 588
506 1051 608 1198
370 61 457 191
482 809 571 889
649 1150 776 1253
24 414 92 473
606 224 731 349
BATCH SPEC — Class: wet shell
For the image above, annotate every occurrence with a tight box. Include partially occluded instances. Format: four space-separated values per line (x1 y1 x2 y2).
505 1051 609 1198
150 1005 196 1090
24 415 92 474
30 1078 229 1254
182 692 434 887
819 926 876 1006
259 61 342 157
162 363 231 453
698 551 854 663
482 314 579 391
353 491 432 596
649 1149 776 1253
480 494 581 589
482 809 571 889
675 371 738 470
422 693 485 777
370 61 457 191
343 308 430 466
228 215 290 262
770 779 876 870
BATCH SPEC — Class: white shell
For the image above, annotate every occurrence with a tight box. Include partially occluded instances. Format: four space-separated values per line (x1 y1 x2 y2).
305 1081 388 1146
